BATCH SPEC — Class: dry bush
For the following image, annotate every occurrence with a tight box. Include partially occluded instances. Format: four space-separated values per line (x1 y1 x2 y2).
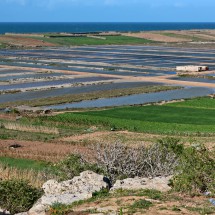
95 142 178 183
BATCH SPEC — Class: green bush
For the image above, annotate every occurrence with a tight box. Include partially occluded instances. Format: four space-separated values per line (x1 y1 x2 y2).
172 144 215 195
0 179 42 214
49 154 104 181
157 137 184 156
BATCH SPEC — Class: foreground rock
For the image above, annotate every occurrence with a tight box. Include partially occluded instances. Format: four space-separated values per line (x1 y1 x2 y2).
28 171 110 215
0 208 10 215
111 176 172 192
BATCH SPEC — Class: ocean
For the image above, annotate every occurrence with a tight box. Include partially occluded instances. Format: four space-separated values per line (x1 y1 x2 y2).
1 22 215 34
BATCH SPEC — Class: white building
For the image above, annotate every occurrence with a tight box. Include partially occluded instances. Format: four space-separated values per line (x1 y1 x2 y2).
176 65 209 72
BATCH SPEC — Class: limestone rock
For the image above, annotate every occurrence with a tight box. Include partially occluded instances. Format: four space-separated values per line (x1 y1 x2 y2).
29 171 110 215
111 176 172 192
28 200 47 215
42 171 110 197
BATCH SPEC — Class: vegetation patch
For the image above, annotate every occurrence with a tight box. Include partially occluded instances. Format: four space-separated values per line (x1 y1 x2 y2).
0 156 49 171
30 35 156 46
0 179 42 214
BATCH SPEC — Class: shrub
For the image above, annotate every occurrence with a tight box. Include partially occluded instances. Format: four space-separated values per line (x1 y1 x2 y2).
48 154 104 181
171 144 215 195
157 137 184 156
0 179 42 214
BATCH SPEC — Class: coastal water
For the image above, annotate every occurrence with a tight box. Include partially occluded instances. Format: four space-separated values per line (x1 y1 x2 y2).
1 22 215 34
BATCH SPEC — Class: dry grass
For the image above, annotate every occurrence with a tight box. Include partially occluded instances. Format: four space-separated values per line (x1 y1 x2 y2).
2 122 59 135
0 139 93 162
0 164 46 187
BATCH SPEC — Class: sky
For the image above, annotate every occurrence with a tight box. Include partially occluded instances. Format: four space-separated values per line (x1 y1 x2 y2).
0 0 215 22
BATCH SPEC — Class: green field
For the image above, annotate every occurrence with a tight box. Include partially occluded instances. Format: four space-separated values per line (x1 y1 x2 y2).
35 35 155 46
0 157 48 171
48 97 215 135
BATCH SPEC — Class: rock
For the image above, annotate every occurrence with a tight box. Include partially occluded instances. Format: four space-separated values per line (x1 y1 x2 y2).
42 171 110 196
29 171 110 215
28 200 48 215
111 176 172 192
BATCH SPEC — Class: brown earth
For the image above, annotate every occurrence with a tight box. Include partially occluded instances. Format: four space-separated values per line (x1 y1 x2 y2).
0 139 93 162
0 35 55 47
123 32 191 43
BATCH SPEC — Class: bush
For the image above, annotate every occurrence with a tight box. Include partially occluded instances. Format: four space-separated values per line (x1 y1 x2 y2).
172 144 215 195
95 141 179 183
0 179 42 214
49 154 104 181
157 137 184 156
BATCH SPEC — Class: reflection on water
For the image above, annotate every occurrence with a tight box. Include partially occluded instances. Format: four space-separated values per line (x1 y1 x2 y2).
43 87 214 110
0 82 162 103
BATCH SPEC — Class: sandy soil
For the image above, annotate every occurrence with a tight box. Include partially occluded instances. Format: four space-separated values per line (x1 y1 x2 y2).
123 32 191 42
0 35 55 47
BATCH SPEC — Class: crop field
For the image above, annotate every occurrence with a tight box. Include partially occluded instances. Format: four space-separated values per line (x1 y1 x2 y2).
48 97 215 135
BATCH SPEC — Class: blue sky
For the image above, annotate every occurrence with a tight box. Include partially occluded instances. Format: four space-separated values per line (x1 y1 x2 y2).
0 0 215 22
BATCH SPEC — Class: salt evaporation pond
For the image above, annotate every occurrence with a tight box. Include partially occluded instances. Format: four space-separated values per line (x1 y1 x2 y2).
43 87 214 110
0 82 161 103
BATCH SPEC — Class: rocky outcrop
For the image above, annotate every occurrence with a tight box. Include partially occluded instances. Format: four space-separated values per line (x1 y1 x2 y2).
18 172 172 215
28 171 110 215
111 176 172 192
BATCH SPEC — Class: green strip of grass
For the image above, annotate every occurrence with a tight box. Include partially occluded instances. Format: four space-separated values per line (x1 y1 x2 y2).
0 156 49 171
27 35 156 46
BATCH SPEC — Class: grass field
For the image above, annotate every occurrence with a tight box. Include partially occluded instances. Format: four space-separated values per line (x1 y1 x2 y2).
0 156 48 171
33 35 155 46
48 97 215 135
